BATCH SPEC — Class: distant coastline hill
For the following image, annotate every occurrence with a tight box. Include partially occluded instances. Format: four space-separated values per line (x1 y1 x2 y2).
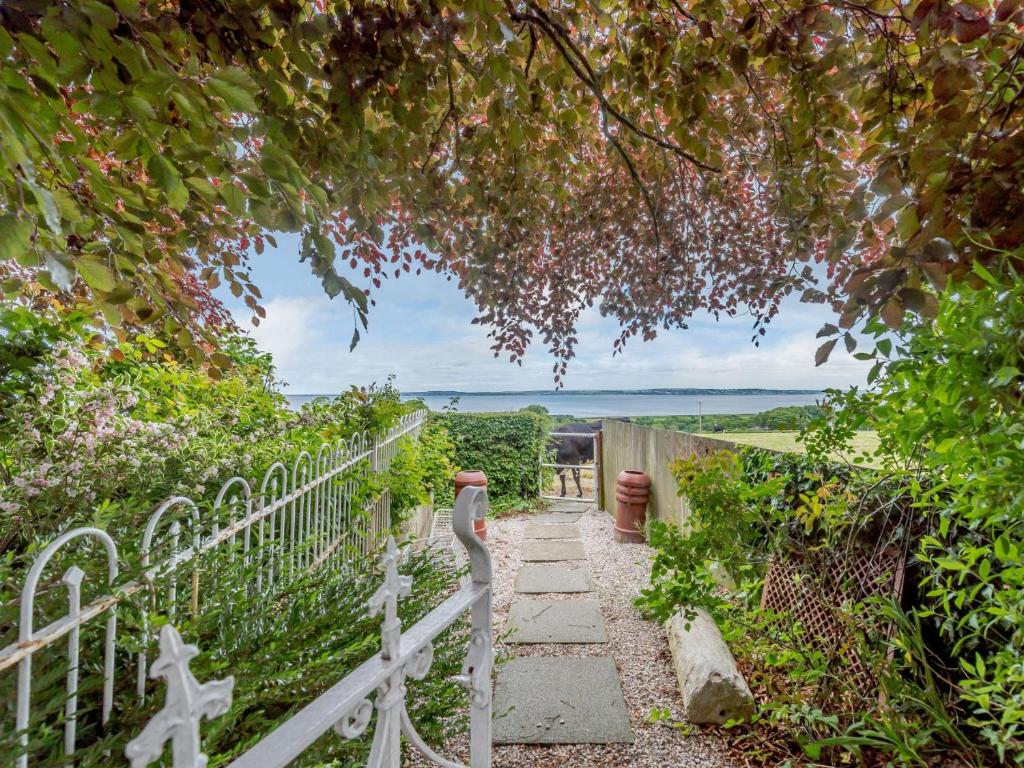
399 388 823 397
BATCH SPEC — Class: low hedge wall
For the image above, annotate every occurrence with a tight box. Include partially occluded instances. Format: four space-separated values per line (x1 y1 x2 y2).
433 411 547 502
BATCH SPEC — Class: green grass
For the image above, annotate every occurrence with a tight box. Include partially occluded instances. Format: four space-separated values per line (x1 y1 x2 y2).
700 430 882 466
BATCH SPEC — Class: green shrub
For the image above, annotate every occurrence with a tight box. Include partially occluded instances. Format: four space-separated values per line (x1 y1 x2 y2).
641 272 1024 766
832 273 1024 766
388 418 457 520
639 447 927 765
433 411 547 501
0 339 429 556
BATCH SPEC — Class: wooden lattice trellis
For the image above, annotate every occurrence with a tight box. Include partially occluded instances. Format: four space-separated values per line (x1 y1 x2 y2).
760 544 907 698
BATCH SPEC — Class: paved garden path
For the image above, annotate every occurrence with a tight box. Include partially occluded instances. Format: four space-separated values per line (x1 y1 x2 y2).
495 508 630 743
485 504 734 768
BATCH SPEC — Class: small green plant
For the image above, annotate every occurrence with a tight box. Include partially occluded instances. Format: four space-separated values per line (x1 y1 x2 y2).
639 450 783 622
645 707 695 735
490 496 546 518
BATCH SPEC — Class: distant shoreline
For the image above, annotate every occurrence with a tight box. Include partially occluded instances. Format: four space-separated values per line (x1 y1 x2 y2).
287 387 824 397
284 390 825 417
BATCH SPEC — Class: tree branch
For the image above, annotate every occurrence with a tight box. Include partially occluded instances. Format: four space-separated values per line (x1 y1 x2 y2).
511 4 720 173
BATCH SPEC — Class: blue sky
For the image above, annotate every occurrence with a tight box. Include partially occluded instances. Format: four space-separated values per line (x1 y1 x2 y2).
216 233 872 394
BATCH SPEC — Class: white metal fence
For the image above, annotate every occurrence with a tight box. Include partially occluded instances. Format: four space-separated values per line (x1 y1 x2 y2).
1 409 428 768
219 486 491 768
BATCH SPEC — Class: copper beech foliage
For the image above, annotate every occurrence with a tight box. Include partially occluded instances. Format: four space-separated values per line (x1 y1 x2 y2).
1 0 1022 376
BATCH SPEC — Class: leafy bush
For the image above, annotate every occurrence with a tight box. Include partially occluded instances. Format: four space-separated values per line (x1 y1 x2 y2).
0 306 82 418
639 447 927 765
826 272 1024 765
388 418 457 521
633 405 826 433
641 273 1024 766
433 411 547 502
0 338 432 556
0 329 467 766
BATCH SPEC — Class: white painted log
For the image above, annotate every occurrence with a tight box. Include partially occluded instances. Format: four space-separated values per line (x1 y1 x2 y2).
665 608 754 724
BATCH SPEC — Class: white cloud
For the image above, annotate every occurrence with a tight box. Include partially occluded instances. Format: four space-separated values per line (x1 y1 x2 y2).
240 291 871 393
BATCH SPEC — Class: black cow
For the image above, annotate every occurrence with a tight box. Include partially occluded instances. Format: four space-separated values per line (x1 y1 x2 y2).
549 421 601 497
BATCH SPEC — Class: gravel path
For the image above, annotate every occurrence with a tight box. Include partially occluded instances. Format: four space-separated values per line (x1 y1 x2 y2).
411 506 735 768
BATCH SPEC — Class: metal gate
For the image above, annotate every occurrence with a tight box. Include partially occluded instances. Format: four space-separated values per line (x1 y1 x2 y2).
539 429 600 504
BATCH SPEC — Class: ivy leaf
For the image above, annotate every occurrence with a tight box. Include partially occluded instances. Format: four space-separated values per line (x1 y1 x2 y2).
0 214 32 263
972 261 999 286
44 251 76 291
210 351 233 369
992 366 1021 386
209 68 259 113
996 0 1022 21
322 271 347 299
880 300 904 329
27 182 62 233
220 183 247 216
186 177 219 201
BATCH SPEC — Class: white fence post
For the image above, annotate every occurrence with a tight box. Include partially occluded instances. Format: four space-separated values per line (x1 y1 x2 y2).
452 486 493 768
13 528 119 768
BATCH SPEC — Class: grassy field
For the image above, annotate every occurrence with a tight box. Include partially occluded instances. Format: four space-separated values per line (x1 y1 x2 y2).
701 430 882 465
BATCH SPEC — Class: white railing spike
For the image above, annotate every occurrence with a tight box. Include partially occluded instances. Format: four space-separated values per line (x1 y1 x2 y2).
125 625 234 768
368 538 413 661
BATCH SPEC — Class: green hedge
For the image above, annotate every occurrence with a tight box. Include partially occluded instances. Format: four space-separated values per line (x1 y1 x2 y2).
433 411 547 501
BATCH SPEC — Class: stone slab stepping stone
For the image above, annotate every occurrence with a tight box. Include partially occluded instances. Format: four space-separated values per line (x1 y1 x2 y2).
515 564 595 593
506 599 607 643
521 539 586 561
547 498 592 509
524 523 579 539
493 657 634 744
532 511 583 525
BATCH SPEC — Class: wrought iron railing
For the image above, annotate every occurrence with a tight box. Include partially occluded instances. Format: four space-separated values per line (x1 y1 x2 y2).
126 486 492 768
2 409 428 768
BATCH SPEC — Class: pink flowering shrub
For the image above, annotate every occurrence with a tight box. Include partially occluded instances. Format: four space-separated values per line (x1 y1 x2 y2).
0 335 420 559
0 343 199 553
0 324 459 768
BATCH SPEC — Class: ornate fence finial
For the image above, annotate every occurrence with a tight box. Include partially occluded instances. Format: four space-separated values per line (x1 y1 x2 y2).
125 625 234 768
368 537 412 660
